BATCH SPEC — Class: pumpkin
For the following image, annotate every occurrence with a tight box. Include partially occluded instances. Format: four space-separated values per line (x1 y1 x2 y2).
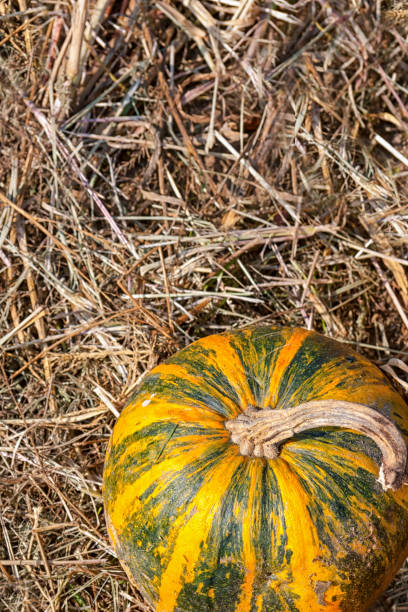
103 326 408 611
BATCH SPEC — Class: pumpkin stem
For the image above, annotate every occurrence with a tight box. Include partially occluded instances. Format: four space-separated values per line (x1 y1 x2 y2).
225 400 407 491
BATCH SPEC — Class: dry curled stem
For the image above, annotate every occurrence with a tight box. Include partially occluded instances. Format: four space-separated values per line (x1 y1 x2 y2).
225 400 408 491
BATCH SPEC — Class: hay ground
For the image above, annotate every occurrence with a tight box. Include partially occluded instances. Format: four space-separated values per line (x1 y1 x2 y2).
1 0 408 610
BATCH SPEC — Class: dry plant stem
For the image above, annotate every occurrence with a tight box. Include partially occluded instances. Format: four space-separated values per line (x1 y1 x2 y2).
225 400 408 491
66 0 88 84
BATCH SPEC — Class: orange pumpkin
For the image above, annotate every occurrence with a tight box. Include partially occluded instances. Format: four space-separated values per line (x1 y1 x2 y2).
104 326 408 611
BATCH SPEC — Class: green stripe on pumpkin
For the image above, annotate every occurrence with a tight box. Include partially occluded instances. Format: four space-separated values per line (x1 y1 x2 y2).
229 327 287 407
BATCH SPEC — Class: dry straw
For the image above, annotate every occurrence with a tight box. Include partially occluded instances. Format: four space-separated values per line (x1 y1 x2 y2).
1 0 408 609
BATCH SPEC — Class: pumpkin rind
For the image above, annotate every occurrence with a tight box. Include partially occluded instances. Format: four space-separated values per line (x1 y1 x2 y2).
103 326 408 611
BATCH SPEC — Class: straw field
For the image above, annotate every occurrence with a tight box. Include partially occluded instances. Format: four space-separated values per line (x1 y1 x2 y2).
1 0 408 610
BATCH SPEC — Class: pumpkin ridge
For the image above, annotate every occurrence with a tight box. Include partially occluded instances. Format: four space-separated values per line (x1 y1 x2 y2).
176 458 252 612
248 462 292 611
263 327 310 409
173 333 257 408
166 345 245 409
271 456 346 609
234 459 260 612
228 327 287 408
157 449 244 611
147 370 238 418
